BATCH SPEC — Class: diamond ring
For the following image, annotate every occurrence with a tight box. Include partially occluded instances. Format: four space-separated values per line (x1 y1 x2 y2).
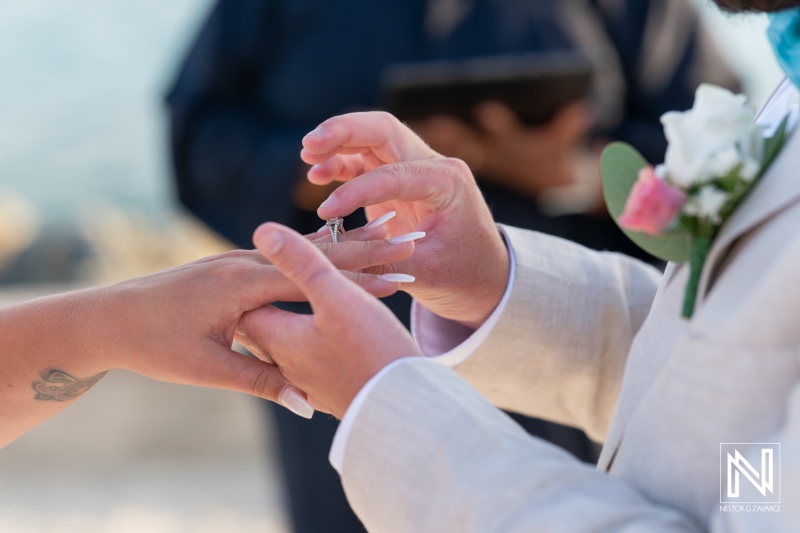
325 217 345 244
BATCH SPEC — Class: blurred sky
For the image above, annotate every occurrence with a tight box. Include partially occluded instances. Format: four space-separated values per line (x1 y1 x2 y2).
0 0 787 223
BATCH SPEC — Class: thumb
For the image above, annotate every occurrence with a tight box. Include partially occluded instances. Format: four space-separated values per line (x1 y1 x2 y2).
253 222 369 318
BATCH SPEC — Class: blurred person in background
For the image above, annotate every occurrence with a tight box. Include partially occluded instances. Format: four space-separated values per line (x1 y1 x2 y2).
166 1 738 531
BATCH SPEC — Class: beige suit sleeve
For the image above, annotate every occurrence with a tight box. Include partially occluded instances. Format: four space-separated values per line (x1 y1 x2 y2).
342 359 699 533
454 225 661 441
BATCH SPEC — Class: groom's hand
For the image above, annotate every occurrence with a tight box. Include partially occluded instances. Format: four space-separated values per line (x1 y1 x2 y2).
302 112 510 328
236 223 422 418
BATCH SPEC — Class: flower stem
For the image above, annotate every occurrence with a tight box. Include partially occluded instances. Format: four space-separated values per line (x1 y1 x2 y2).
682 236 713 319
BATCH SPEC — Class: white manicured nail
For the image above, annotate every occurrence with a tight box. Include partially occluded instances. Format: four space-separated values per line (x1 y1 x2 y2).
380 273 416 283
280 387 314 419
366 211 397 229
389 232 426 244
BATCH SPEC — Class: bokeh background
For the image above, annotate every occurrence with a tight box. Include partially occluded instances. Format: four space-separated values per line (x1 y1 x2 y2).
0 1 785 532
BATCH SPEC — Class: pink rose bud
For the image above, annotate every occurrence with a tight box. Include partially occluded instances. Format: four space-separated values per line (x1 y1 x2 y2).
618 166 686 236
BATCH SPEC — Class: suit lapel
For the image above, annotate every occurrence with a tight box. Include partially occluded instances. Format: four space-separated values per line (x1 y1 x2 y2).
696 81 800 306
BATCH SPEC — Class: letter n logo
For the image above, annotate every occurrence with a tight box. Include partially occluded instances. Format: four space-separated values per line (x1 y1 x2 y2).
720 443 780 504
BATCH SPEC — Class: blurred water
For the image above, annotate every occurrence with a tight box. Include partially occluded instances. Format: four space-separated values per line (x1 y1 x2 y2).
0 0 213 221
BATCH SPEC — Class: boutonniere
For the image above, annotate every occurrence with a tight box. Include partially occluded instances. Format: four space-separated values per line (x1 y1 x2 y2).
601 85 789 319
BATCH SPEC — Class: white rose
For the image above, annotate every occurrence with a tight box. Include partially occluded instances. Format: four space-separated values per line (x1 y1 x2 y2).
661 84 763 188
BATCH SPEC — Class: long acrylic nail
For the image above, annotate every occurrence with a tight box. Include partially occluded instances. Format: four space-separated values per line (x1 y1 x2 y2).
279 387 314 419
389 232 426 244
366 211 397 229
380 273 416 283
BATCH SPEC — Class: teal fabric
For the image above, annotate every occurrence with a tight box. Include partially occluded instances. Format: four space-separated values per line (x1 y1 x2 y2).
768 8 800 89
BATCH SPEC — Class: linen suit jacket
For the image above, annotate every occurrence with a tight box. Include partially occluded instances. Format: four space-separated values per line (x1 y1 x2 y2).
338 80 800 531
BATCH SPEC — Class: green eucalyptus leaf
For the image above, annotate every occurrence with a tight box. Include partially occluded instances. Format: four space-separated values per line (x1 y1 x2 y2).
600 142 690 263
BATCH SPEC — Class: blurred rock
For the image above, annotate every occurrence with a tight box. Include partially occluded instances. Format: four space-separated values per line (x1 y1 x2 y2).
0 226 94 284
0 199 235 286
77 202 234 284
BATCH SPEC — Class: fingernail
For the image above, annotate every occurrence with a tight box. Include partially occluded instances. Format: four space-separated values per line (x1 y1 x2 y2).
320 196 335 209
261 230 284 255
279 387 314 419
317 224 328 233
389 232 426 244
366 211 397 229
380 273 416 283
305 127 324 138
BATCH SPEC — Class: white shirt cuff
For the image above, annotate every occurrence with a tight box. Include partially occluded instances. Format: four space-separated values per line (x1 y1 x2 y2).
329 226 517 474
328 357 420 473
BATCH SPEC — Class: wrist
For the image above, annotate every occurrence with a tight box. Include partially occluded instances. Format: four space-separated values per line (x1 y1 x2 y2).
458 229 511 329
333 356 420 419
329 353 422 419
8 287 119 378
68 286 120 372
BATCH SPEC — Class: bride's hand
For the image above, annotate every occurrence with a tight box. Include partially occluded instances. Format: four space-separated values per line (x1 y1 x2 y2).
236 223 422 418
0 222 416 446
96 222 415 415
302 112 509 329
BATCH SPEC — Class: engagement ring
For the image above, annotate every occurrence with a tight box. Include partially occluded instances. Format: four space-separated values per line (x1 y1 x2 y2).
326 217 345 244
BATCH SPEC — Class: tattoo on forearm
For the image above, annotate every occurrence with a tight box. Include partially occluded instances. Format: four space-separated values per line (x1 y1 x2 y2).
32 369 108 401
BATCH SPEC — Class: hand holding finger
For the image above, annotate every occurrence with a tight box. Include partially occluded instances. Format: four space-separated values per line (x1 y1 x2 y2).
254 223 380 316
243 223 421 417
299 111 511 329
313 156 509 328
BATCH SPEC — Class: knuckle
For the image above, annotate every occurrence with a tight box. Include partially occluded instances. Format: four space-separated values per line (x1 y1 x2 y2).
441 156 472 178
316 242 333 257
382 163 408 189
216 258 253 281
374 110 399 127
292 257 333 286
305 265 333 286
250 365 283 400
363 240 377 267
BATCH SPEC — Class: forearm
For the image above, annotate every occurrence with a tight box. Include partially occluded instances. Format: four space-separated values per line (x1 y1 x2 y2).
342 360 698 532
0 287 114 447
